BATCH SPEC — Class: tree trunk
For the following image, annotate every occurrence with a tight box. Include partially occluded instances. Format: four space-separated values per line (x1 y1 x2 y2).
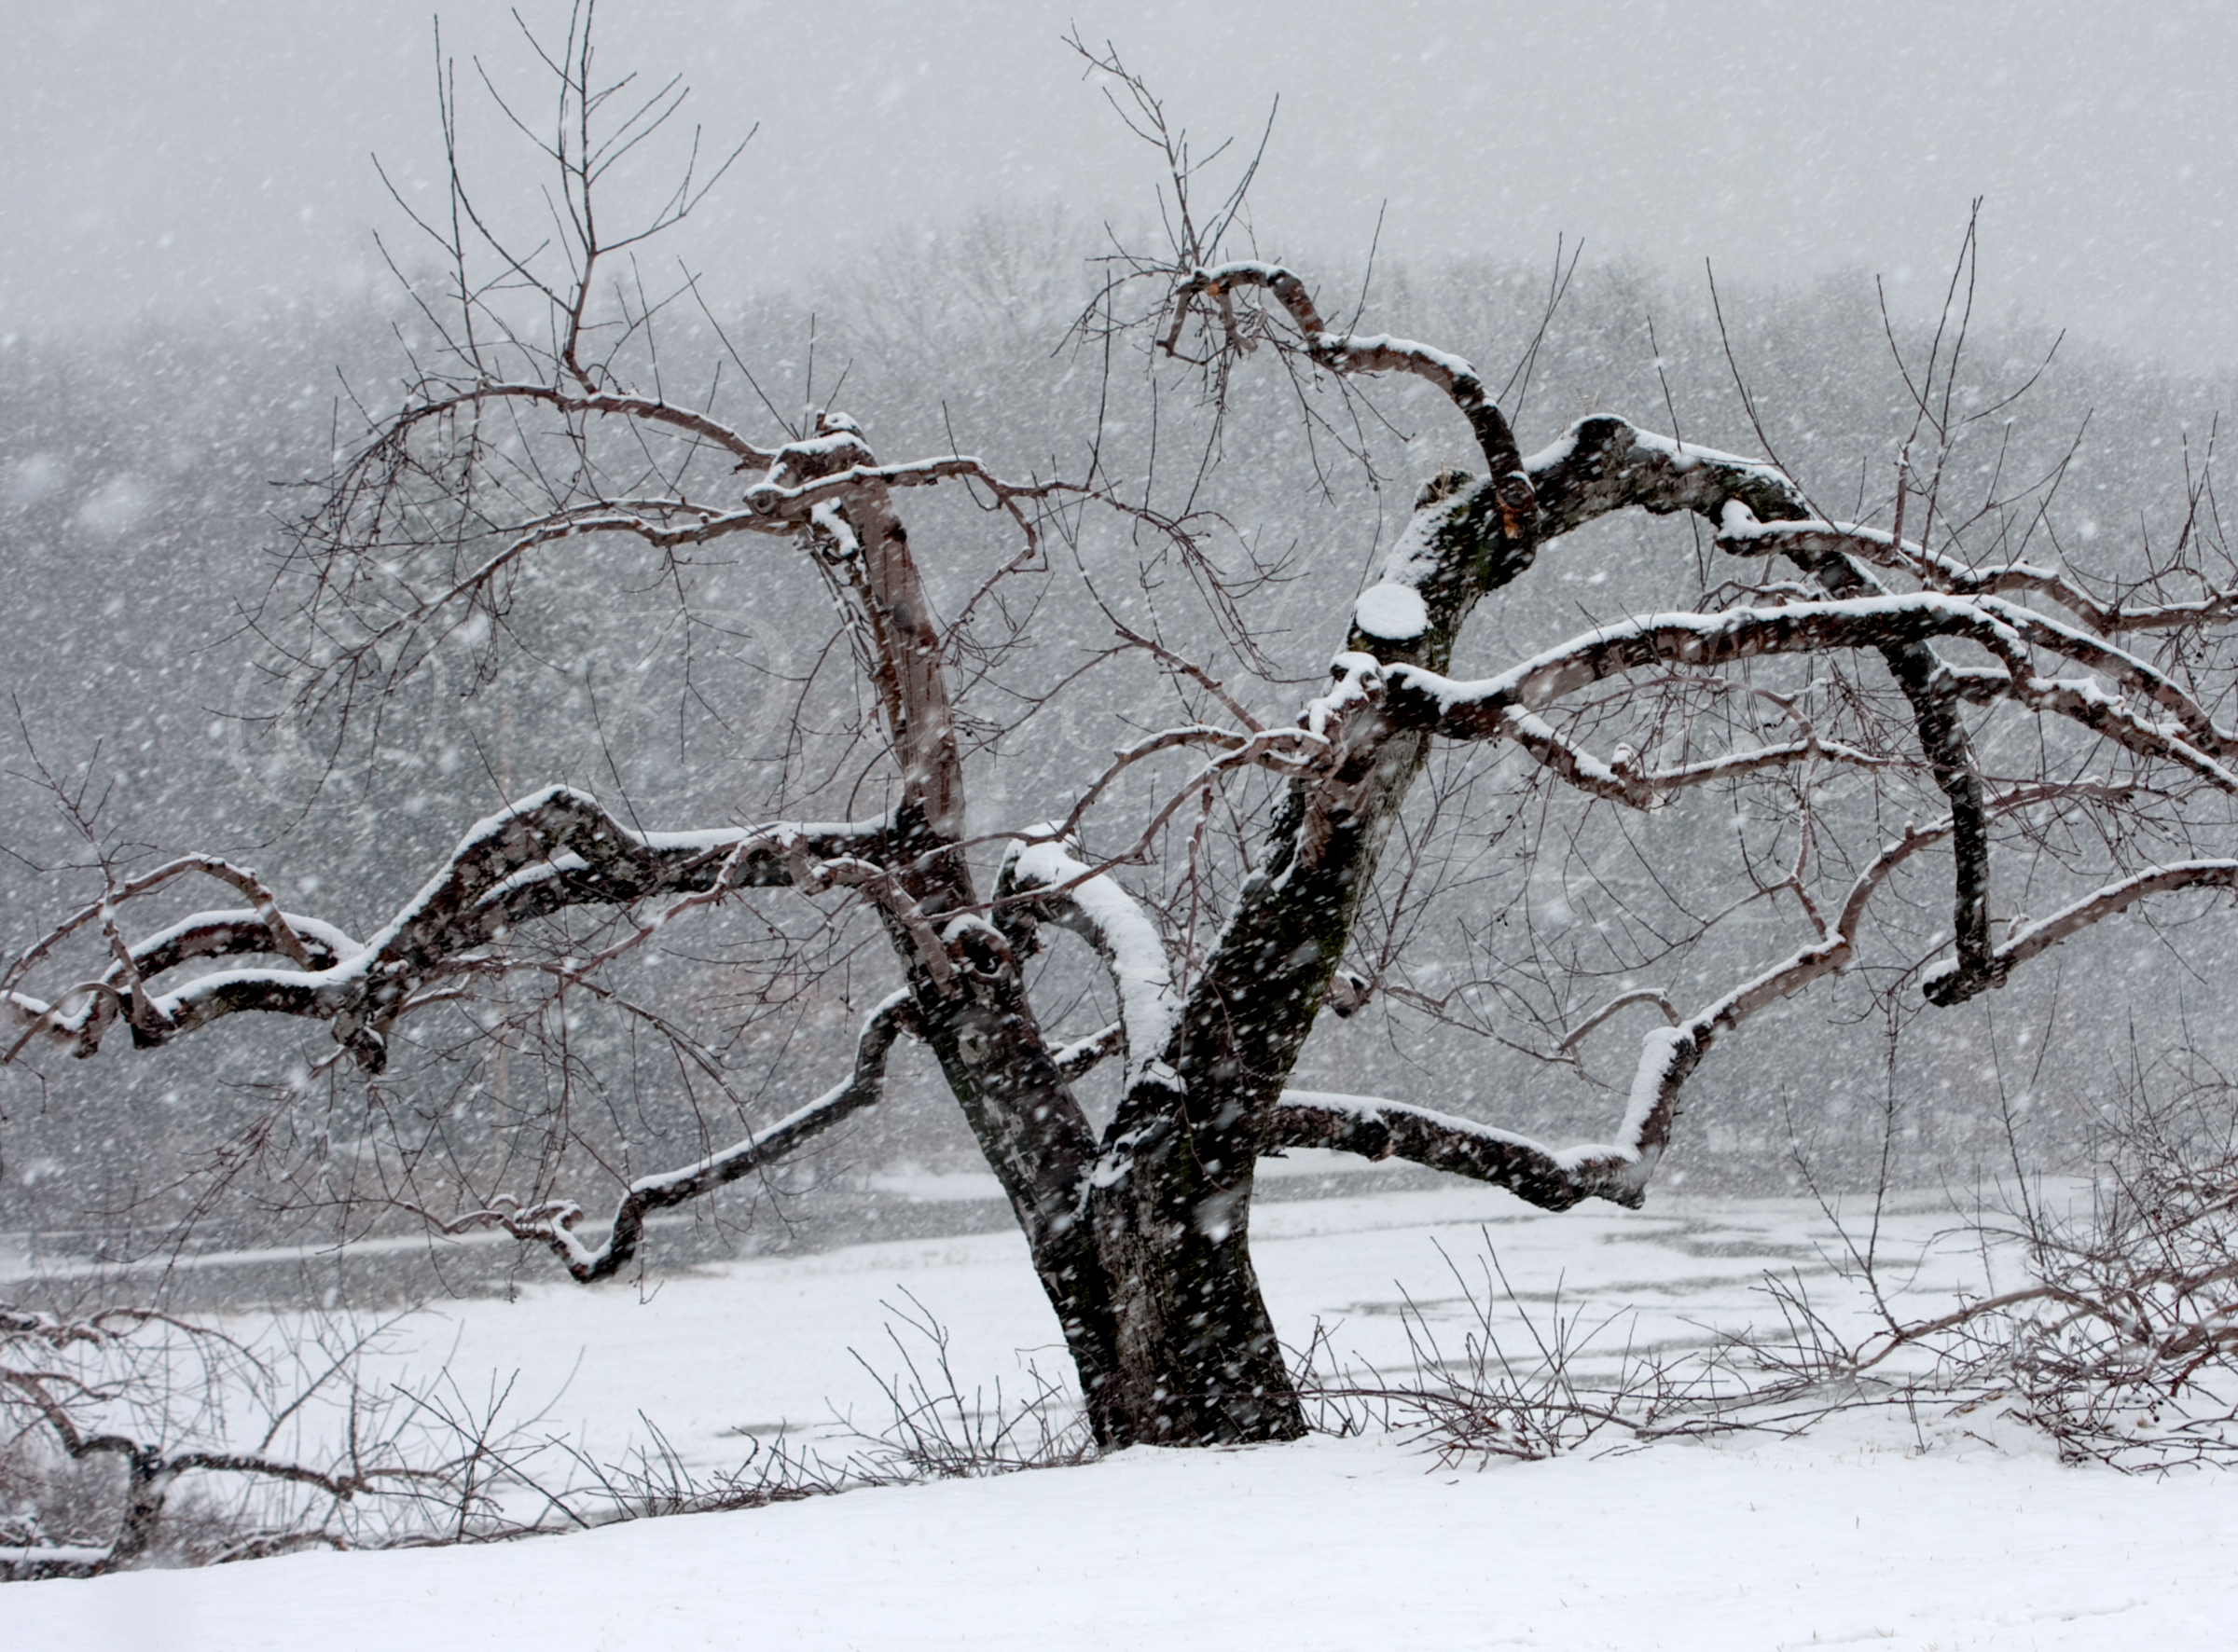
1050 474 1533 1446
905 908 1300 1448
1084 1125 1303 1445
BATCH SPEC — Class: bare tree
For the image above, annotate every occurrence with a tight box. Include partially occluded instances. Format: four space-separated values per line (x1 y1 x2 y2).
7 14 2236 1449
1 1302 449 1576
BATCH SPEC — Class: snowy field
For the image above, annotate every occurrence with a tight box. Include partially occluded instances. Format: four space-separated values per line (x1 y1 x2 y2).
13 1166 2235 1649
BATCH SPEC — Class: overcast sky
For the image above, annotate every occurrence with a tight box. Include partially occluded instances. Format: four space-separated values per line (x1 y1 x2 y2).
5 0 2233 371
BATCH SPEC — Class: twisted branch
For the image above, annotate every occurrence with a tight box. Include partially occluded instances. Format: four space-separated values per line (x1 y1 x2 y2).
412 989 920 1281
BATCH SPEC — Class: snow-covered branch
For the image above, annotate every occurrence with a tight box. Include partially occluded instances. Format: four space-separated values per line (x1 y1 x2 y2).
1053 1020 1126 1081
2 854 326 1002
1274 822 1954 1209
413 989 920 1283
1496 707 1883 810
318 427 1078 723
1717 515 2238 637
1373 565 2238 1011
1524 414 1811 540
1268 1092 1648 1211
1557 988 1682 1055
365 379 781 470
999 834 1181 1098
1923 859 2238 1006
3 788 888 1068
1340 411 1814 663
1379 594 2238 791
739 451 1085 522
1166 260 1532 509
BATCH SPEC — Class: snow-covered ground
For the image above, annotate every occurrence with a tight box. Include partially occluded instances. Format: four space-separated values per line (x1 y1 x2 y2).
14 1167 2234 1648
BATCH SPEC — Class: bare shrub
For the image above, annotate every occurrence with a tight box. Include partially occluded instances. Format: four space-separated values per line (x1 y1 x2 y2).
841 1290 1098 1479
1670 1071 2238 1470
0 1301 471 1576
1295 1235 1743 1463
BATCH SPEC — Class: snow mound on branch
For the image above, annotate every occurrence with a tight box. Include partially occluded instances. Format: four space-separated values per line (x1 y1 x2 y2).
1353 582 1430 642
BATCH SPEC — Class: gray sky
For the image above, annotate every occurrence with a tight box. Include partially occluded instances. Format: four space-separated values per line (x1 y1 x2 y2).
5 0 2234 370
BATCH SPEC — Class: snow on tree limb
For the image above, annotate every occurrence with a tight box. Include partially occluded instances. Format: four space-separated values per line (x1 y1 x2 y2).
3 787 888 1067
1165 260 1535 524
1268 1091 1645 1211
1557 989 1683 1055
1053 1021 1126 1081
1922 859 2238 1006
1376 594 2238 792
1524 414 1810 539
1274 821 1955 1209
1500 419 2013 998
1717 514 2238 637
1 854 325 1002
1280 830 2238 1209
1000 833 1182 1097
408 989 920 1283
1495 708 1883 810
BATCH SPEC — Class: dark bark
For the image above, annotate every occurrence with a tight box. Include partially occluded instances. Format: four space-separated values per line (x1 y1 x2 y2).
1268 1092 1651 1212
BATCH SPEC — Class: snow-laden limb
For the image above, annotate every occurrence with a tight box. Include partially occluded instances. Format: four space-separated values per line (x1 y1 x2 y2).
1706 503 2237 993
1 848 368 1059
1165 260 1533 512
356 379 782 471
409 440 1082 594
1053 1021 1126 1081
1275 824 1955 1210
1268 1091 1651 1211
1497 707 1883 810
1187 421 1823 1200
1346 476 1496 652
1602 819 1961 1183
1524 414 1809 541
414 990 921 1284
1 854 329 1002
315 420 1071 741
1720 507 2238 753
740 451 1084 522
1000 834 1182 1097
1379 594 2238 792
3 909 364 1060
2 787 889 1067
1717 513 2238 637
1922 859 2238 1006
1556 988 1682 1055
1977 598 2238 754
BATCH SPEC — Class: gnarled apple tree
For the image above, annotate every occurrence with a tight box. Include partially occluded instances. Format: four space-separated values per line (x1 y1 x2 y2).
7 25 2236 1446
